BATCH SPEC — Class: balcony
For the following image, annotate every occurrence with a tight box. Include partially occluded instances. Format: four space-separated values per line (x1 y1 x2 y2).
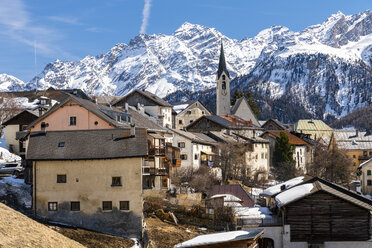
149 147 166 156
172 159 181 167
358 155 371 161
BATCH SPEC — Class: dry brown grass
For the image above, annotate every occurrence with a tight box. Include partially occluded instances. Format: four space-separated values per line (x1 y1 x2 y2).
146 217 211 248
0 203 85 248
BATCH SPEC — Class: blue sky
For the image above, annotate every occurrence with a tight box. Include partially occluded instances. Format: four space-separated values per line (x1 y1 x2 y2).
0 0 370 81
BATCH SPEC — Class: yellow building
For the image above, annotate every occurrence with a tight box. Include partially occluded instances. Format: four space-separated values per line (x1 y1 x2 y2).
329 130 372 168
27 128 147 238
359 158 372 195
295 119 333 140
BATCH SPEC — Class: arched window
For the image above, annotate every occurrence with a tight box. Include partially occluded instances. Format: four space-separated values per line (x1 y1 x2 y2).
222 81 226 90
222 75 226 80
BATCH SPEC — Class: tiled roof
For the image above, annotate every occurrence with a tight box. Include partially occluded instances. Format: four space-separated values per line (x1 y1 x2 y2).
262 130 308 145
26 128 148 160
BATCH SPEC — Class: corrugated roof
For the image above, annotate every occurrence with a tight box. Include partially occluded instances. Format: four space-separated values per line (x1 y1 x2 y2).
27 128 148 160
295 119 333 139
262 130 308 145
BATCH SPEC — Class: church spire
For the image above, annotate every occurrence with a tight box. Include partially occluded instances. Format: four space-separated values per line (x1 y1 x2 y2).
217 40 229 79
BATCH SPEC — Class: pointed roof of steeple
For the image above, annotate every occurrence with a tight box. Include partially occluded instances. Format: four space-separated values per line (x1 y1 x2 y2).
217 40 230 79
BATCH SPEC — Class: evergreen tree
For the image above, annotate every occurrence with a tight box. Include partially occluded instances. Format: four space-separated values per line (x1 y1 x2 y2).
231 90 244 106
272 132 297 181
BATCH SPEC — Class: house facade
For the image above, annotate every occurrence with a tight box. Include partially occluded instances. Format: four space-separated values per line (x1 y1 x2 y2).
27 128 147 238
175 100 212 130
172 129 216 171
261 130 308 173
1 110 38 157
113 90 173 128
359 158 372 195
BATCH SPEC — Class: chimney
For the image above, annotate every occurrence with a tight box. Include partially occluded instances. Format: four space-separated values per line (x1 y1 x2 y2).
356 129 359 137
124 102 129 113
280 185 286 191
130 124 135 137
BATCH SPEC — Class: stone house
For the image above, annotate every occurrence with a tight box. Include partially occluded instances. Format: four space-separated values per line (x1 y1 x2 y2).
27 128 147 238
175 100 212 130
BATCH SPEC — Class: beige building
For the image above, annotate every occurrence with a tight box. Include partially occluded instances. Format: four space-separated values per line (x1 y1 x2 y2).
27 128 147 238
175 100 212 130
358 158 372 195
1 110 38 157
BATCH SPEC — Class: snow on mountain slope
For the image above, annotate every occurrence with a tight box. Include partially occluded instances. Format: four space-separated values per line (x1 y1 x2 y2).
0 74 30 92
0 10 371 121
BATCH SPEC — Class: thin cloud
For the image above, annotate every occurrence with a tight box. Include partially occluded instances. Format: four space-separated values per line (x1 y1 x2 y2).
139 0 152 34
47 16 82 25
0 0 65 55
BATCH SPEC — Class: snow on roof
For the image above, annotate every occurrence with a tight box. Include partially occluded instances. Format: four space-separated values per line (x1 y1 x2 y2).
14 97 39 109
275 183 314 207
224 202 243 207
211 194 241 202
261 176 305 197
358 157 372 169
173 104 189 114
234 207 272 219
174 230 263 248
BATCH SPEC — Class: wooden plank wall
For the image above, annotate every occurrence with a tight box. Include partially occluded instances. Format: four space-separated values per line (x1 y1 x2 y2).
285 191 370 242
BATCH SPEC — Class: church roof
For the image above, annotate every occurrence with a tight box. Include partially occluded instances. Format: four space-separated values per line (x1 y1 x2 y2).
217 41 229 79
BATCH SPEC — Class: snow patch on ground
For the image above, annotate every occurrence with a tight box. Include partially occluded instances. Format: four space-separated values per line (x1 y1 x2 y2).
0 176 32 209
275 183 314 207
0 133 21 163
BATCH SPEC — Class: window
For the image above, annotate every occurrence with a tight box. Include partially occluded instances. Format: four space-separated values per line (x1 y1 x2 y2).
178 119 183 124
300 149 302 155
222 81 226 90
353 155 356 158
58 142 65 147
368 180 372 186
102 201 112 211
368 170 371 176
194 154 198 160
180 154 188 160
57 175 66 183
255 154 258 160
364 151 367 156
261 153 264 159
265 153 268 159
70 201 80 211
94 121 98 125
120 201 130 210
112 177 122 186
190 120 193 123
40 99 47 105
48 202 58 211
178 142 185 148
187 110 191 115
41 122 46 131
222 75 226 80
370 152 372 156
69 116 77 126
202 111 205 115
116 115 122 122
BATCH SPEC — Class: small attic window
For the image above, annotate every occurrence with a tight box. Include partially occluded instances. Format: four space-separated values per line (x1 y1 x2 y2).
116 115 122 122
222 75 226 80
58 142 65 147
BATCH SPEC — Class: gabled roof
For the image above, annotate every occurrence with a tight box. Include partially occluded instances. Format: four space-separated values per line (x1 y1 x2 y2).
209 184 255 207
26 93 130 130
217 41 229 79
274 178 372 210
2 110 38 126
175 229 263 248
230 97 260 126
177 100 212 116
171 129 217 146
331 130 372 150
261 119 287 130
295 119 333 139
26 128 147 161
113 90 172 107
186 115 259 131
128 106 166 131
358 157 372 169
261 130 308 145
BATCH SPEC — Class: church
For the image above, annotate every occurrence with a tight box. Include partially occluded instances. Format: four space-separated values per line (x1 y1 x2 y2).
215 42 260 127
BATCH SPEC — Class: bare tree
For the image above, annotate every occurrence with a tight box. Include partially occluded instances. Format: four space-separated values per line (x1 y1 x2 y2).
0 93 22 125
309 140 353 186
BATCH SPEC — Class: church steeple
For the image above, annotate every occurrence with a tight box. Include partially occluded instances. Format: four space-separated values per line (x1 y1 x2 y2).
216 40 231 116
217 41 230 79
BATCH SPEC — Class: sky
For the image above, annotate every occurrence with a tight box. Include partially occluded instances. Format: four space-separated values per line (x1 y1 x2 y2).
0 0 370 82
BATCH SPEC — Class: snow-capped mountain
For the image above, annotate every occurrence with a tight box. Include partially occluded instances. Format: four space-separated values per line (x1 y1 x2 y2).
0 74 30 92
1 10 372 122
